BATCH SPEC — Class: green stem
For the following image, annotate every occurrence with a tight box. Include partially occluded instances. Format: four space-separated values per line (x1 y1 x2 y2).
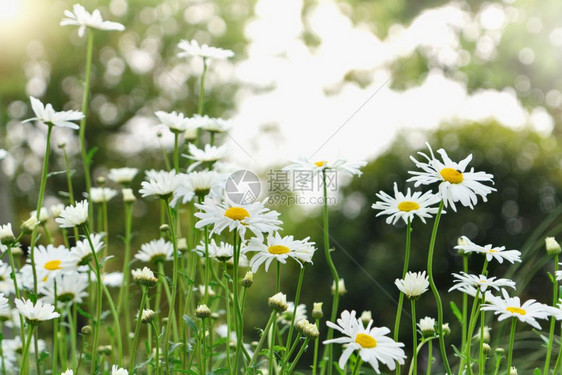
6 244 26 344
312 319 320 375
411 299 418 375
163 197 179 374
462 255 469 350
426 341 433 375
351 357 363 375
67 304 78 369
20 325 35 375
553 322 562 373
29 124 53 298
52 280 58 375
102 280 123 366
320 169 338 375
506 318 517 373
151 321 160 375
129 288 148 373
269 310 279 374
221 262 232 374
286 337 311 374
248 311 276 369
117 202 133 352
79 29 94 221
83 225 103 375
544 256 559 374
426 201 452 374
394 219 412 375
101 200 108 259
479 300 486 375
284 266 306 364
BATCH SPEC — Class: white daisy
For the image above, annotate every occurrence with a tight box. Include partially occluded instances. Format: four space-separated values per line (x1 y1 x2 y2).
139 170 182 199
194 115 232 133
195 196 282 240
111 365 129 375
371 182 442 225
407 143 496 211
49 203 65 218
395 271 429 299
278 302 307 326
449 272 516 293
323 310 406 373
132 267 158 287
0 223 15 244
185 144 229 171
195 239 234 261
4 335 46 354
154 111 189 133
56 200 89 228
284 157 367 177
292 237 317 264
89 187 118 203
31 244 74 282
481 289 550 329
22 96 84 130
172 170 223 206
135 238 173 263
177 39 234 60
15 298 60 323
40 272 89 304
30 207 50 223
245 232 311 272
66 233 105 268
60 4 125 37
101 272 123 288
107 168 139 185
454 236 521 264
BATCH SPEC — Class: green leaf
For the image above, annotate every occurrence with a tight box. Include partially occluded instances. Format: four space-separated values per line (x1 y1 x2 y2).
534 368 542 375
183 315 198 334
47 170 70 178
99 255 115 268
450 301 463 323
76 304 93 320
87 146 98 163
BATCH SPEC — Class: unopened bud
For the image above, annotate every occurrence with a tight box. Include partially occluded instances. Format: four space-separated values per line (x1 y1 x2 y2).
311 302 323 319
441 323 451 336
510 366 518 375
159 224 170 235
241 271 253 288
0 224 15 245
96 177 106 186
360 311 371 326
268 292 288 312
141 309 156 324
331 279 347 295
21 216 39 234
81 325 92 335
196 304 211 319
482 343 491 354
546 237 562 256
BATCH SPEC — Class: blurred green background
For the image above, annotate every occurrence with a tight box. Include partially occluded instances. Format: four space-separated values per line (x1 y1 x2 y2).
2 0 562 372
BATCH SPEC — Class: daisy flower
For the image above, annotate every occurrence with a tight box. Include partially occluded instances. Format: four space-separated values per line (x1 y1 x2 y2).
323 310 406 373
15 298 60 323
49 203 65 218
0 223 15 245
111 365 129 375
56 200 89 228
284 157 367 177
139 170 182 199
195 239 234 261
195 196 282 240
194 114 232 133
155 111 189 133
22 96 84 130
481 289 550 329
60 4 125 37
90 187 118 203
185 144 229 171
31 244 74 282
172 170 222 206
407 143 495 211
67 233 105 267
244 232 309 272
395 271 429 299
177 39 234 60
371 182 442 225
449 272 516 293
41 272 89 304
455 236 521 264
30 207 50 223
108 167 139 185
278 302 307 326
135 238 173 263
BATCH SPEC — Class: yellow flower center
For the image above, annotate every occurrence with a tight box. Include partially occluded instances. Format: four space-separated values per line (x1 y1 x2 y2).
44 260 62 271
224 207 250 221
314 161 327 167
506 306 526 315
398 201 420 212
268 245 290 255
355 333 377 348
440 168 464 184
489 249 498 253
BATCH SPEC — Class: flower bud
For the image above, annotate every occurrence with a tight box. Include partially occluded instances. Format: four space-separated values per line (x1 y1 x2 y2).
132 267 158 288
360 311 371 326
21 216 39 234
331 279 347 296
241 271 253 288
141 309 156 324
302 322 319 339
122 188 136 203
97 345 112 356
295 319 310 333
177 238 188 253
81 325 92 335
159 224 170 235
196 304 211 319
268 292 288 312
0 224 15 245
418 317 435 338
510 366 518 375
311 302 323 319
546 237 562 256
96 177 106 186
482 343 491 354
441 323 451 336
